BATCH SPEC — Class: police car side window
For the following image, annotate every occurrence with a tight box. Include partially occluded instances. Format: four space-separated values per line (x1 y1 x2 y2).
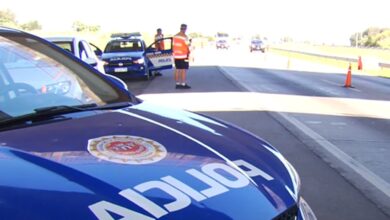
132 41 140 50
105 41 121 53
79 41 88 60
82 41 96 59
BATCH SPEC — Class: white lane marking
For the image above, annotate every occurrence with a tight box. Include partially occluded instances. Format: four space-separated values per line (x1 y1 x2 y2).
330 122 347 126
276 113 390 198
220 66 390 199
321 79 340 86
261 86 278 93
322 90 339 96
350 87 362 92
305 121 322 125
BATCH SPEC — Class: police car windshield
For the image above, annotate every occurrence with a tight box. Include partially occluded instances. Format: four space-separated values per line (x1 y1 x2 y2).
104 40 143 53
0 33 132 120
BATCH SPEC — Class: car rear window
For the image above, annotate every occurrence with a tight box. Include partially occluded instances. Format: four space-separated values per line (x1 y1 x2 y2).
104 40 143 53
52 41 74 54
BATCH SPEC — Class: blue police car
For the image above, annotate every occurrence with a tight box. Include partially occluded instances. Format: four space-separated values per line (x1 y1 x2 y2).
102 33 173 80
0 27 316 220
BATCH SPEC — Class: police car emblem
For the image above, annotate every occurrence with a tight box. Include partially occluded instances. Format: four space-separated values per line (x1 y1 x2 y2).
88 135 167 164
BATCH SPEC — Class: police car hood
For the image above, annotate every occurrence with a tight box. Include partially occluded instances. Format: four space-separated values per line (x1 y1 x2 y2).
0 102 299 220
102 51 144 60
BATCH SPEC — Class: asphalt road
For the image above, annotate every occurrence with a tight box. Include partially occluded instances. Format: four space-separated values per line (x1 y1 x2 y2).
123 48 390 220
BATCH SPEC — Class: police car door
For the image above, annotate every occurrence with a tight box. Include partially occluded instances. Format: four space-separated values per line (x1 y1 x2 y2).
145 37 173 71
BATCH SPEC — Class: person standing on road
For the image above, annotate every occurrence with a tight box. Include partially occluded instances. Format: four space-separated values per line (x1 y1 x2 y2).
173 24 191 89
153 28 165 76
155 28 165 51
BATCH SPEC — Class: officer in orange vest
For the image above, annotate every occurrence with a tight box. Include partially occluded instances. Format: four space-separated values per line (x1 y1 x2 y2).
173 24 191 89
153 28 165 76
155 28 165 51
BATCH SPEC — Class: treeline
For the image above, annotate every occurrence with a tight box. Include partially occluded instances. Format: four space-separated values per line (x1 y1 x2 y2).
0 9 100 32
71 21 100 32
0 9 41 31
350 27 390 49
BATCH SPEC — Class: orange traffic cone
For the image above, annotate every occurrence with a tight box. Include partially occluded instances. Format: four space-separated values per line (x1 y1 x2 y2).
357 56 363 70
344 63 352 88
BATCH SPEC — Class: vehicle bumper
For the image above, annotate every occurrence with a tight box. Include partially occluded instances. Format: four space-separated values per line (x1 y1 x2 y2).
250 47 265 51
104 65 147 78
217 44 229 48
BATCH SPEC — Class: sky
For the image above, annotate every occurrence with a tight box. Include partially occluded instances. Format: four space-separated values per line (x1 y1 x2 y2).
2 0 390 45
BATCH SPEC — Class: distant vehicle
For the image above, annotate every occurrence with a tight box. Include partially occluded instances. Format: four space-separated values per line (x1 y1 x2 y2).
215 32 230 49
216 39 230 49
102 33 173 80
250 39 266 53
46 37 128 90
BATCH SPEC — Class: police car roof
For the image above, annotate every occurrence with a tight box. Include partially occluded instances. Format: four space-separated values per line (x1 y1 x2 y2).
0 26 22 33
110 32 142 39
45 37 79 42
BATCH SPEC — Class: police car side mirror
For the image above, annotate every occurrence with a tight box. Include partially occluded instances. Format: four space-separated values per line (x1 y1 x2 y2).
145 47 157 53
90 43 103 58
94 49 103 58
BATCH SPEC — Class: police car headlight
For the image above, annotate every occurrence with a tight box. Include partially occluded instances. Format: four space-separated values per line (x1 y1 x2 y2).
299 197 317 220
283 160 317 220
134 58 145 64
284 159 301 200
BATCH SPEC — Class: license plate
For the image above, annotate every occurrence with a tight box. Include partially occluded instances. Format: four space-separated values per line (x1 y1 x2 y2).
114 67 127 73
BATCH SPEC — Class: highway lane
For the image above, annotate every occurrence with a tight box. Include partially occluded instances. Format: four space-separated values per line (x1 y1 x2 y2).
215 47 390 216
124 47 390 219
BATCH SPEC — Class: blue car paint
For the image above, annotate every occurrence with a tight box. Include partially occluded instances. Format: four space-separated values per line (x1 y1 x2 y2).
0 102 300 220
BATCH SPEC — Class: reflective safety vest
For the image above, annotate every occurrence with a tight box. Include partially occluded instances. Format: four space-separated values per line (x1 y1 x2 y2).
173 34 189 59
155 34 165 50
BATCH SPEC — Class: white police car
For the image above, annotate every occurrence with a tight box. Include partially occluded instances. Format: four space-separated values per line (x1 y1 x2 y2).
0 26 316 220
102 33 173 80
46 37 105 72
46 36 128 90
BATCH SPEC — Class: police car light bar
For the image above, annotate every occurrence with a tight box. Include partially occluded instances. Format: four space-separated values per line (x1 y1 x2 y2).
110 32 142 39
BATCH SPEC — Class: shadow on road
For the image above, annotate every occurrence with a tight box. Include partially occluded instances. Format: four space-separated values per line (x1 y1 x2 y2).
123 65 390 219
